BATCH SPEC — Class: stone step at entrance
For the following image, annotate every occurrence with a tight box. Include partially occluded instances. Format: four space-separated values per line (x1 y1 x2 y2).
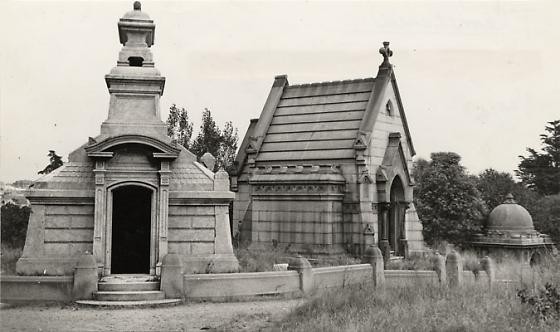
75 274 182 308
95 290 165 301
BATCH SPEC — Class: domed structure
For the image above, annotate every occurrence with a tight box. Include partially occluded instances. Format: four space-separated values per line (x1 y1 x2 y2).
487 194 535 233
472 194 555 265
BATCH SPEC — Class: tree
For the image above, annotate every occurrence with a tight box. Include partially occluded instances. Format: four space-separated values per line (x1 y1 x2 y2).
530 194 560 245
166 104 193 149
217 121 239 175
476 169 540 211
516 120 560 195
38 150 63 175
414 152 487 247
166 106 239 174
412 157 429 184
191 108 222 160
1 202 31 248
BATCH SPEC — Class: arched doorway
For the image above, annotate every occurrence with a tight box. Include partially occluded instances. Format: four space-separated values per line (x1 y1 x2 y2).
111 185 152 274
389 176 405 256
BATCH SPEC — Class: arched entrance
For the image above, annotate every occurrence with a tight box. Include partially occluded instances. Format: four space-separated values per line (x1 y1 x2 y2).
110 185 153 274
389 176 405 256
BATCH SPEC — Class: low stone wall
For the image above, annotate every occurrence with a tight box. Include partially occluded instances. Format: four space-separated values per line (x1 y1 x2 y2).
1 250 497 303
177 249 497 301
313 264 372 289
0 275 74 302
184 270 300 300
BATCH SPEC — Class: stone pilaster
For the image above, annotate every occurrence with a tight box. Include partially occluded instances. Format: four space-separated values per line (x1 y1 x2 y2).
158 160 171 269
92 160 107 273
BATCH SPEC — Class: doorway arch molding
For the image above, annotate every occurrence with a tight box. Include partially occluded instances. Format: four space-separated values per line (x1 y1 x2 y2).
102 180 159 276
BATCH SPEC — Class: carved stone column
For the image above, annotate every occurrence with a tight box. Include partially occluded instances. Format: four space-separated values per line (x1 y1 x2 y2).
378 202 391 264
92 160 107 274
399 202 411 258
157 160 171 273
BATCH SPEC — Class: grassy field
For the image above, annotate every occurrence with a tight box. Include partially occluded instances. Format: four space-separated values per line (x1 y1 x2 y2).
276 256 560 331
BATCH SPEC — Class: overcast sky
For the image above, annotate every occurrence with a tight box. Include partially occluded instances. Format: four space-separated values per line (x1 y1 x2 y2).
1 0 559 183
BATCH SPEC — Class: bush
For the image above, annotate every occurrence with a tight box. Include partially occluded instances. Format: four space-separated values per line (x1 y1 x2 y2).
414 152 487 247
518 283 560 322
529 194 560 245
1 202 31 248
0 245 22 275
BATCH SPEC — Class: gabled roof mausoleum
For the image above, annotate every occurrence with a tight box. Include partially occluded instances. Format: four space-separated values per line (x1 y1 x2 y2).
17 2 239 276
232 43 425 258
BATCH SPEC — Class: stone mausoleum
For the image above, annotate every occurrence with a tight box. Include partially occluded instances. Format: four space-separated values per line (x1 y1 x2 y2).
17 2 238 276
232 43 425 258
472 194 555 265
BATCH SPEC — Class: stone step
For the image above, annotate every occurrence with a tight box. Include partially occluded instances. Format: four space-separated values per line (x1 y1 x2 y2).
98 281 160 292
76 298 182 308
94 290 165 302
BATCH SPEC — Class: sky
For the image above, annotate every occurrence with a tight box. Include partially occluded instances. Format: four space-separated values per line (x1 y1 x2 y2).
1 0 559 183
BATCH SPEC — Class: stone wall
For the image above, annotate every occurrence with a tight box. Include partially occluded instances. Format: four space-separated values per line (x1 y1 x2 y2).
168 205 216 256
43 205 94 257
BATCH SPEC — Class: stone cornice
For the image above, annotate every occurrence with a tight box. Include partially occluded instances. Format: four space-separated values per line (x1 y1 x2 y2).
26 189 95 205
85 134 180 159
169 191 234 205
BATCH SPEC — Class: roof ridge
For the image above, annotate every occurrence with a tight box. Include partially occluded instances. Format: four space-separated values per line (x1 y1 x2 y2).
287 77 375 88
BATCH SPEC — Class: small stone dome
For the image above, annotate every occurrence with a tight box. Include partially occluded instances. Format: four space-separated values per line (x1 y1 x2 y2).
487 194 534 232
122 2 152 21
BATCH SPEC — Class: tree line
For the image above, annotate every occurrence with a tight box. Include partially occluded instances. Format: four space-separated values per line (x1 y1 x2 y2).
414 120 560 247
3 109 558 252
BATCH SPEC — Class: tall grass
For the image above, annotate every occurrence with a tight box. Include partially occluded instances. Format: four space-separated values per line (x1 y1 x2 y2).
234 248 360 272
277 255 560 331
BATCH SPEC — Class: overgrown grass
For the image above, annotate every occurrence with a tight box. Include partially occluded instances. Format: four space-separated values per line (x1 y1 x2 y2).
234 248 360 272
277 255 560 331
385 250 482 272
385 254 434 271
235 247 291 272
1 245 22 275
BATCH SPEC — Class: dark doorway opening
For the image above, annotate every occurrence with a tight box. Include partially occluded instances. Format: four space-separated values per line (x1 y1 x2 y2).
111 185 151 274
389 176 405 256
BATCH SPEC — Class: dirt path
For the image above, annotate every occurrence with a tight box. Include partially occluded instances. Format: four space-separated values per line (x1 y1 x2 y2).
0 299 302 332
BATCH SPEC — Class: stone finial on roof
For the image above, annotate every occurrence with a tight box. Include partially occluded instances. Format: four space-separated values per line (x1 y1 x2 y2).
504 193 516 204
379 41 393 66
133 1 141 10
200 152 216 171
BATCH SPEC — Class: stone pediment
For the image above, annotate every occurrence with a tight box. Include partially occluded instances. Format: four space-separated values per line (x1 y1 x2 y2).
380 133 413 186
85 135 180 159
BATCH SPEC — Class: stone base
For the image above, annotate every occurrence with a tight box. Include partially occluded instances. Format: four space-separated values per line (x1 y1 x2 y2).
0 276 74 302
16 257 80 276
180 254 240 274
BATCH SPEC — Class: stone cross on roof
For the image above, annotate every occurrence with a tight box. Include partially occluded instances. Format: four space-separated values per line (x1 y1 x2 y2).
379 41 393 66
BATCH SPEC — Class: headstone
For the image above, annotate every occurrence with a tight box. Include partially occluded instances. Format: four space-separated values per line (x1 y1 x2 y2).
479 256 495 288
160 253 184 299
288 255 313 295
432 252 446 284
73 253 98 300
362 245 385 288
446 250 463 288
